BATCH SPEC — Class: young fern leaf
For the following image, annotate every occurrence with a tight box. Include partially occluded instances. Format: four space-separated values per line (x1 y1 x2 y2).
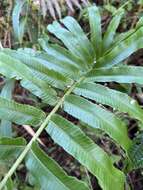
47 18 94 69
97 26 143 68
1 5 143 190
60 16 95 66
39 38 82 67
88 6 102 58
102 10 124 51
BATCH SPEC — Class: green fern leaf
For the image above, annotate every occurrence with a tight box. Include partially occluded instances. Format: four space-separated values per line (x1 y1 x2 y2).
102 10 123 51
0 80 14 137
64 94 132 151
88 6 102 58
0 97 46 126
39 38 83 72
85 66 143 84
0 51 57 105
97 27 143 68
26 143 90 190
46 114 125 190
0 137 26 161
74 82 143 123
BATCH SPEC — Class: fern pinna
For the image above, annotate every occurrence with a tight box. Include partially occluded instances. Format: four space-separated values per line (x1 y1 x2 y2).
0 5 143 190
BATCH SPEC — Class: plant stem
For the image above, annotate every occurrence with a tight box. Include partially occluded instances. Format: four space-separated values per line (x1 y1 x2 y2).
0 77 84 189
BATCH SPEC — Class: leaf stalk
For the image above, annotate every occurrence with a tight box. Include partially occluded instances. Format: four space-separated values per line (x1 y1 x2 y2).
0 77 84 189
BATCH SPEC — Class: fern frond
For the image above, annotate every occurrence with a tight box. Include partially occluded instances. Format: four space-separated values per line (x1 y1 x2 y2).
35 0 89 19
1 5 143 190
